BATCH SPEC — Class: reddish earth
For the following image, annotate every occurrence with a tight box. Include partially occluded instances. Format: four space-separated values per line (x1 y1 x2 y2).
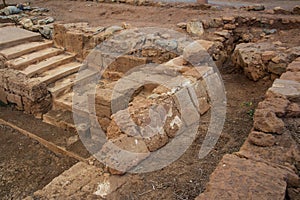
8 0 300 27
0 122 77 199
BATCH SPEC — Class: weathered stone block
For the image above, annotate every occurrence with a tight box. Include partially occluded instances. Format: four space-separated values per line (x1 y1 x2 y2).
65 31 84 57
23 95 52 118
97 134 150 174
7 93 23 110
106 55 147 74
281 71 300 82
183 42 211 66
287 59 300 72
0 87 7 104
232 43 267 81
196 154 290 200
248 131 276 147
254 109 285 134
261 50 276 62
267 79 300 102
186 21 204 37
142 129 169 152
268 62 287 75
286 102 300 117
53 23 67 47
238 130 300 175
257 96 289 117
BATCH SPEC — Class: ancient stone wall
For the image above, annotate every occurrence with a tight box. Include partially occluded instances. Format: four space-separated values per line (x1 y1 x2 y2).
196 57 300 199
53 23 124 60
232 42 300 81
0 68 51 118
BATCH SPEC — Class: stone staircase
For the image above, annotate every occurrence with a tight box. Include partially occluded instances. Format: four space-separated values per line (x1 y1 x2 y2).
0 27 97 129
1 26 214 177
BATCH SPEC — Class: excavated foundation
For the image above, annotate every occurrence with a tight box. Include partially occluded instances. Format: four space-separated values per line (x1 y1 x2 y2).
0 3 300 199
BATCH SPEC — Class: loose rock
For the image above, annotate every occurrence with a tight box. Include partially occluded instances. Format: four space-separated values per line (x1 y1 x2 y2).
254 109 285 134
245 4 265 11
186 21 204 37
292 5 300 15
273 7 290 15
248 131 276 147
176 22 187 29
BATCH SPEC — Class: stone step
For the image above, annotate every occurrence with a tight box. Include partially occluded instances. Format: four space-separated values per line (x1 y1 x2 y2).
0 107 90 162
53 91 90 117
48 68 98 98
43 109 93 134
32 162 126 199
31 62 82 86
43 109 77 133
22 54 76 78
0 27 42 50
53 91 74 112
7 47 64 70
0 40 53 60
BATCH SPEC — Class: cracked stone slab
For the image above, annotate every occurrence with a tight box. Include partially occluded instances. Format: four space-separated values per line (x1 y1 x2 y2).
267 79 300 102
0 27 41 50
196 154 292 200
32 162 127 199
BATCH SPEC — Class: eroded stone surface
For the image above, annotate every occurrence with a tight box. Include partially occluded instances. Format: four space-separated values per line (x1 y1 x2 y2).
32 162 128 199
186 21 204 37
281 71 300 82
248 131 276 147
232 42 299 81
238 130 300 173
267 79 300 102
97 134 150 174
196 154 290 200
286 102 300 117
0 26 41 49
254 109 285 134
257 96 289 117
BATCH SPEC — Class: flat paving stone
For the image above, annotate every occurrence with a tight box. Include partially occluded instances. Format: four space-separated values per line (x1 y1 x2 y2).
196 154 292 200
0 27 41 49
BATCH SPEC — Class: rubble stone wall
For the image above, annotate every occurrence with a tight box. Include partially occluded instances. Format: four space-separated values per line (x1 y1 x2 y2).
196 57 300 199
0 68 51 118
232 42 300 81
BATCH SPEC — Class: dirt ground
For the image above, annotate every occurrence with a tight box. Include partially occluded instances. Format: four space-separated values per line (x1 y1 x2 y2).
1 0 299 199
8 0 300 28
0 123 77 199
